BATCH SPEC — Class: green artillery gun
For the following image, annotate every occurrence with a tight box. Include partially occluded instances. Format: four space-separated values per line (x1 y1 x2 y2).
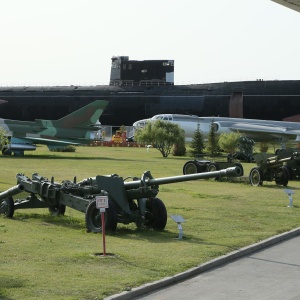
183 159 244 179
227 136 255 163
0 167 242 233
275 149 300 180
249 151 300 186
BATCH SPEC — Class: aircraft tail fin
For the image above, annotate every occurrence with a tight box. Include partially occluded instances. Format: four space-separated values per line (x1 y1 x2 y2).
51 100 108 128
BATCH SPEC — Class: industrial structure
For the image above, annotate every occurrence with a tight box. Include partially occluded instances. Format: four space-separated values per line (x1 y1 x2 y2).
0 56 300 127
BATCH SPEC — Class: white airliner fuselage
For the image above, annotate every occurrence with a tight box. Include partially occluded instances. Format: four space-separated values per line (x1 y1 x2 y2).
133 114 300 143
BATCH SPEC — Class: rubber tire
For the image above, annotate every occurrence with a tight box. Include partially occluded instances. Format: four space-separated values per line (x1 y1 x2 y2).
275 166 289 186
48 204 66 216
249 167 263 186
207 162 219 172
284 165 294 181
85 199 117 233
0 197 15 218
282 165 290 186
183 161 198 174
207 162 220 180
144 197 167 231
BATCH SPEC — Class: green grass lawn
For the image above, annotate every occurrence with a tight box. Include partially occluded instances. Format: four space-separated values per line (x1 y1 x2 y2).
1 145 299 299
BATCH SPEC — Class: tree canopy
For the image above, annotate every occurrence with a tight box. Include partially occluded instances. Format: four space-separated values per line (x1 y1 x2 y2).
206 120 219 157
135 120 185 157
190 122 205 156
218 132 241 154
0 128 8 153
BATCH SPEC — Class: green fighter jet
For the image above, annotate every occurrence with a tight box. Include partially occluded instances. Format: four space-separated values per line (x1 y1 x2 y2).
0 100 108 156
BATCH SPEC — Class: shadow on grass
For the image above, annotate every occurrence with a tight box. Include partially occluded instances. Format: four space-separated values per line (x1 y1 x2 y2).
0 154 137 161
0 276 27 300
112 226 235 249
10 212 84 231
7 213 242 252
113 226 252 253
258 183 300 191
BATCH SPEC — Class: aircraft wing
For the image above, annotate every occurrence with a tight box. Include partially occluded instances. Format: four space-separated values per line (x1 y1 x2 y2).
271 0 300 13
217 121 300 141
22 136 82 146
228 123 294 134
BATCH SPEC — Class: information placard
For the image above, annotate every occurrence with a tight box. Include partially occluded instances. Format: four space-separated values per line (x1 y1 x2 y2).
96 196 109 209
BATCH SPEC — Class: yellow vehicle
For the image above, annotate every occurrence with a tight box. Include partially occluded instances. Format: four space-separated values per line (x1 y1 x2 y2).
112 130 125 143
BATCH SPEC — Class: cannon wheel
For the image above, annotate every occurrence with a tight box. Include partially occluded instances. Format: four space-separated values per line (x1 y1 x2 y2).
85 198 117 233
207 162 220 180
48 204 66 216
275 166 289 186
283 165 294 181
207 162 219 172
0 197 15 218
183 161 198 174
144 197 167 230
249 167 263 186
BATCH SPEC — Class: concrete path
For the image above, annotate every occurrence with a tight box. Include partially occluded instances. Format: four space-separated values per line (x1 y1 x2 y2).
105 228 300 300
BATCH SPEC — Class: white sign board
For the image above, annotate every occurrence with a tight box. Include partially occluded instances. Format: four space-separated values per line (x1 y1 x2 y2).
96 196 109 209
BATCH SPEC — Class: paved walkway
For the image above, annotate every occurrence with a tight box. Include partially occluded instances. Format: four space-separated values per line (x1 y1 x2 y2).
105 228 300 300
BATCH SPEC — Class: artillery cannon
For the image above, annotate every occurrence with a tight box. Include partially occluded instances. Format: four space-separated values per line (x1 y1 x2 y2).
227 136 255 163
183 159 244 180
275 149 300 180
249 151 300 186
0 167 242 233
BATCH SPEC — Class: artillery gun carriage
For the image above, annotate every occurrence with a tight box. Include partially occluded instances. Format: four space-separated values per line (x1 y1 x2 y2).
275 149 300 180
249 151 300 186
0 167 241 233
183 159 244 179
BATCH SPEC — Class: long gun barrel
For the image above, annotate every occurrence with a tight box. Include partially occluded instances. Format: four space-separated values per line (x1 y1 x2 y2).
0 167 242 232
123 166 242 190
0 184 25 202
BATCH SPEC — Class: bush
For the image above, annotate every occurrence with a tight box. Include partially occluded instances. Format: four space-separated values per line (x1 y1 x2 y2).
50 145 76 152
259 142 269 153
218 132 240 154
172 142 186 156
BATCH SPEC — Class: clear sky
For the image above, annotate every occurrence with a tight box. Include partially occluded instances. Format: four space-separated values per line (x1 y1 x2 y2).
0 0 299 86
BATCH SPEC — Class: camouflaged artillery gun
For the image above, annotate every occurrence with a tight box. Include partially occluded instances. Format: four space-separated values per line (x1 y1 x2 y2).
0 167 242 233
249 151 300 186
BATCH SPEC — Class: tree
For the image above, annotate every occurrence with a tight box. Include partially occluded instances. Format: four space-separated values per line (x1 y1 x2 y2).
172 138 186 156
135 120 185 157
206 119 219 157
190 122 205 157
259 142 269 153
0 128 8 154
218 132 241 154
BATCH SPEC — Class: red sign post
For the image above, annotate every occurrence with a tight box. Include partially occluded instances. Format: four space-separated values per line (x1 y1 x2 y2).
96 196 109 256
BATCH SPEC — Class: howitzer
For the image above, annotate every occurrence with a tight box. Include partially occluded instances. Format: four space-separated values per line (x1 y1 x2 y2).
182 159 244 179
275 149 300 180
0 167 242 233
249 151 300 186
